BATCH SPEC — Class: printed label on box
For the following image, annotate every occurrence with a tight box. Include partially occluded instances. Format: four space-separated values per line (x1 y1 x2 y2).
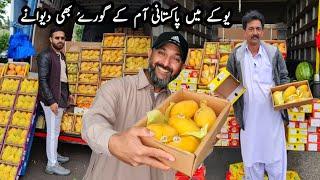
308 133 320 143
300 104 313 113
288 135 307 144
288 128 308 136
313 112 320 118
306 143 320 151
288 111 305 121
310 118 320 127
288 121 308 129
286 143 305 151
313 103 320 111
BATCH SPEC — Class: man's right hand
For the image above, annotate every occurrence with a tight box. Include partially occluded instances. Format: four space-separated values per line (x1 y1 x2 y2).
50 103 58 115
108 127 175 170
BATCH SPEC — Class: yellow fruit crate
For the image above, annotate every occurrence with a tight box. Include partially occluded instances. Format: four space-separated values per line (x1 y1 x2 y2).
65 51 80 63
101 48 125 64
0 77 21 94
124 54 148 73
78 73 99 84
19 78 38 95
198 62 219 87
68 74 78 84
0 110 12 127
125 36 151 55
102 33 126 48
219 53 230 66
0 63 6 77
67 63 78 74
9 110 33 130
218 41 233 54
0 145 24 166
75 95 94 109
14 95 37 113
73 115 82 135
76 84 98 96
0 94 16 110
4 127 28 148
61 113 76 134
186 49 204 69
101 64 123 78
80 48 101 61
79 62 100 73
4 62 29 78
0 163 19 179
271 80 313 111
203 42 218 58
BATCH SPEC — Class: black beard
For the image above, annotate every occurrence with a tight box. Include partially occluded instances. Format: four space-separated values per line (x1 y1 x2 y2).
148 63 178 89
52 43 64 50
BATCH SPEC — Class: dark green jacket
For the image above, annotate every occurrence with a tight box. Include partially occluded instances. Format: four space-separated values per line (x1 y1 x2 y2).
226 41 290 130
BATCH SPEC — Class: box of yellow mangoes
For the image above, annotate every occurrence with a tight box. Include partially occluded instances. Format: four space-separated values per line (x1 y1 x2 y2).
0 163 19 180
80 62 100 73
81 48 101 61
125 36 151 55
0 93 16 110
124 55 148 73
0 110 12 127
19 78 38 95
14 95 37 112
0 63 6 78
66 51 79 63
76 95 94 109
218 42 232 54
4 62 29 78
198 62 218 87
102 33 126 48
101 48 124 64
186 49 203 69
0 77 21 94
101 65 123 78
204 42 218 59
135 90 231 176
78 73 99 84
76 84 98 96
4 127 28 148
9 110 33 129
0 145 24 166
271 80 313 110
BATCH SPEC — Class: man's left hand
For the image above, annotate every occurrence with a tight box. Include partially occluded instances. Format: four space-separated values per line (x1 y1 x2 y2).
68 95 74 104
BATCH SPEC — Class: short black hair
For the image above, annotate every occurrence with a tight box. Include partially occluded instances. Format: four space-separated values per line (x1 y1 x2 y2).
242 10 265 30
49 27 65 37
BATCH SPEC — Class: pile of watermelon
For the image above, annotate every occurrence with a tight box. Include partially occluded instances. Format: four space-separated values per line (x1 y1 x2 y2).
295 62 313 81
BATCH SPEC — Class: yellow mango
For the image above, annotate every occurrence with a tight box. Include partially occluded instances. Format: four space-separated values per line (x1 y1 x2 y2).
296 84 308 96
170 100 199 118
168 114 200 134
273 91 284 105
167 136 200 153
194 100 217 129
147 123 178 143
283 86 297 102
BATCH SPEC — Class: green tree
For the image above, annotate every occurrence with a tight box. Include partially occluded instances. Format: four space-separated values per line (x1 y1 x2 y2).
0 29 9 53
0 0 10 27
72 24 84 42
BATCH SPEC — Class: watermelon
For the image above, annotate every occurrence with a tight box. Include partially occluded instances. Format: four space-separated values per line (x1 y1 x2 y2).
295 62 313 81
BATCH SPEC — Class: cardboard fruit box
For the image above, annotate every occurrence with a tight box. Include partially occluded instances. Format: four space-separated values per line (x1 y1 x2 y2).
135 90 231 176
271 80 313 111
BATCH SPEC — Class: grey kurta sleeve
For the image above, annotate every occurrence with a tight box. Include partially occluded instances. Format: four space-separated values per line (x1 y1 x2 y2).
81 80 120 155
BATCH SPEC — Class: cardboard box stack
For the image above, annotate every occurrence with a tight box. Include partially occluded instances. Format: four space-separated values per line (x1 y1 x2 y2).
306 99 320 151
215 117 240 147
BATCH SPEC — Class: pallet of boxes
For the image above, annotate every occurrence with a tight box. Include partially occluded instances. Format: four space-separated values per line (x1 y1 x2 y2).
0 62 38 180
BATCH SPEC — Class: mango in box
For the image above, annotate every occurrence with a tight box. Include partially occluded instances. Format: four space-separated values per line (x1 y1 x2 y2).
0 94 15 108
76 96 94 108
66 52 79 62
219 44 231 53
101 65 122 77
272 84 312 106
15 95 36 111
0 78 19 92
188 49 202 69
0 110 10 125
80 62 99 72
77 84 97 95
69 84 76 94
102 49 123 63
146 99 217 153
81 50 100 60
6 128 28 145
1 145 23 164
68 74 77 83
74 116 82 133
125 56 148 72
205 43 217 56
6 63 26 76
61 114 74 132
0 164 18 180
78 73 98 83
11 111 32 128
67 63 78 74
126 37 151 54
20 79 38 94
200 64 216 85
219 54 229 64
103 35 125 47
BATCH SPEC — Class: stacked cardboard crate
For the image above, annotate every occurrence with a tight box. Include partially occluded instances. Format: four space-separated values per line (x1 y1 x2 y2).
215 116 240 147
306 100 320 151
